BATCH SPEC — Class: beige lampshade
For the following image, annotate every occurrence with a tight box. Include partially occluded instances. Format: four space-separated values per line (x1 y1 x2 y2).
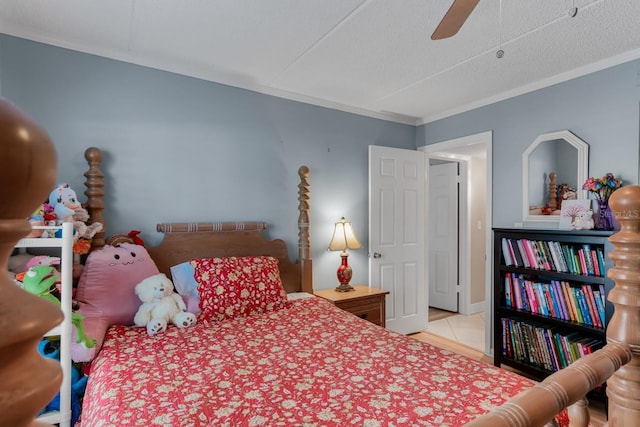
328 217 362 251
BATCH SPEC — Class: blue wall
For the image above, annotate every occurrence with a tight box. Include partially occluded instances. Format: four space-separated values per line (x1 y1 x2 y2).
4 34 639 289
419 60 640 228
0 35 416 289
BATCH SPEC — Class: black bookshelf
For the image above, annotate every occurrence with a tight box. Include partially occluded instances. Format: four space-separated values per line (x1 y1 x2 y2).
493 228 614 383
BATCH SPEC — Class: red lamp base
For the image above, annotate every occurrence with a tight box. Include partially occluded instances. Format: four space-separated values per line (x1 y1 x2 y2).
335 252 354 292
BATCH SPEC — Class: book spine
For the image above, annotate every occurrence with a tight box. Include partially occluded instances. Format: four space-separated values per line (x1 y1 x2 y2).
512 274 523 310
582 285 601 328
524 281 537 314
569 287 584 324
575 289 593 326
508 320 517 359
593 290 606 328
544 241 558 271
548 282 563 320
513 322 525 361
551 280 569 320
566 332 583 363
533 283 548 316
599 284 606 323
561 245 575 274
501 238 513 266
548 241 562 273
560 281 575 322
582 244 595 276
504 275 512 308
543 284 557 318
553 241 568 272
564 245 575 274
534 326 551 371
536 241 551 270
552 331 568 368
590 249 601 277
507 239 524 267
597 248 606 277
522 239 538 269
520 279 529 312
560 334 574 366
522 324 537 367
501 318 508 357
516 240 530 268
569 247 582 275
544 329 560 371
535 326 551 370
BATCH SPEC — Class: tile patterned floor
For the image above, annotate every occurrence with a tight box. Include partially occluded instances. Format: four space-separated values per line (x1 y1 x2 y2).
425 310 485 351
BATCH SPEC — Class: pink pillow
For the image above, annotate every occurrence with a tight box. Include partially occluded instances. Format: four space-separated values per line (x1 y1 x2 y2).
71 243 159 362
191 256 288 322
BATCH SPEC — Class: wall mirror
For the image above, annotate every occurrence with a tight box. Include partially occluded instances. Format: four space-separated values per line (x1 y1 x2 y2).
522 130 589 223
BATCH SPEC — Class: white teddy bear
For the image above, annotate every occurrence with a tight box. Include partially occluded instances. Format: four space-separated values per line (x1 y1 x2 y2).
133 273 197 335
572 209 594 230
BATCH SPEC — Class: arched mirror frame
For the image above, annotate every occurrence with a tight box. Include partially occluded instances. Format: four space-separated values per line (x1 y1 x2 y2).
522 130 589 223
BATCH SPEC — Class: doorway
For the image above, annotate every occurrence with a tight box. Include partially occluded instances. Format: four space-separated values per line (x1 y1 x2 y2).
419 131 493 354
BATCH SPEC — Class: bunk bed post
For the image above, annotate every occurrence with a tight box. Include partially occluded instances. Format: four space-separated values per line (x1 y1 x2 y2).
604 185 640 425
0 98 63 426
83 146 106 250
298 165 313 293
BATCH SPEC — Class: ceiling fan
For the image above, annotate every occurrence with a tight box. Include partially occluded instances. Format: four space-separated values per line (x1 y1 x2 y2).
431 0 480 40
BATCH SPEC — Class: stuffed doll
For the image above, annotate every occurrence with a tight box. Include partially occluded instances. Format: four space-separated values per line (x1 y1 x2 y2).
49 184 80 224
134 273 197 335
49 184 103 240
38 339 87 427
572 209 594 230
22 265 96 349
27 204 46 238
72 206 102 240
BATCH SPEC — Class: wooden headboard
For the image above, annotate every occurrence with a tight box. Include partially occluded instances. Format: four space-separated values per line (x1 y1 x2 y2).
147 221 312 294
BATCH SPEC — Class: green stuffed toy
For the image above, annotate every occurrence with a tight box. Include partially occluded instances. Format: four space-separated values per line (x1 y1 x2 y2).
22 265 96 349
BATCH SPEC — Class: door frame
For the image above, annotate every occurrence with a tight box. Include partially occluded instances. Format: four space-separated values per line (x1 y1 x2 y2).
419 131 493 354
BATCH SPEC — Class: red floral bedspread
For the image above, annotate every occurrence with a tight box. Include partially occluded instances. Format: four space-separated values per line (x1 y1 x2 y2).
82 298 537 426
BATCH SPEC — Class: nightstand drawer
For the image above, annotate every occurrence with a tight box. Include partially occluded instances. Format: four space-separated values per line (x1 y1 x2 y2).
314 285 389 327
342 302 383 326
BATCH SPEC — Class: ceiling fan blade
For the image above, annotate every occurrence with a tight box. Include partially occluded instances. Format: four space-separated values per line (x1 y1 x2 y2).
431 0 480 40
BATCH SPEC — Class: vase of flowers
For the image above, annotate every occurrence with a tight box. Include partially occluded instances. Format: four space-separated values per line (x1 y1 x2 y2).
582 173 622 231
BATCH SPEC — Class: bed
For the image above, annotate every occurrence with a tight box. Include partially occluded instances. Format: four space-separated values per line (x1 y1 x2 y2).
2 101 639 426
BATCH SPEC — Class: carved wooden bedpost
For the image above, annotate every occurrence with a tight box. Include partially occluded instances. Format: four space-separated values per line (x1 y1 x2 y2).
0 98 63 426
298 166 313 293
605 185 640 425
83 146 106 249
548 172 558 210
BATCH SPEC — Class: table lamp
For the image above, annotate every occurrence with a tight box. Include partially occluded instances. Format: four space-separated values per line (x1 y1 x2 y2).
328 217 362 292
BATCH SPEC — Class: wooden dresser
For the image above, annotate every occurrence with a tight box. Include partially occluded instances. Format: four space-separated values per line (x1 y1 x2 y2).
315 285 389 327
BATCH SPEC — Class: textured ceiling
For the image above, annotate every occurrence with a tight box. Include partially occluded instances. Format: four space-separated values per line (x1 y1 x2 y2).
1 0 639 125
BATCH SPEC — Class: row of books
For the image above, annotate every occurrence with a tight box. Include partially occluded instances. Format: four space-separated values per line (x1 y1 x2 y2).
501 237 605 277
504 273 606 328
501 317 604 372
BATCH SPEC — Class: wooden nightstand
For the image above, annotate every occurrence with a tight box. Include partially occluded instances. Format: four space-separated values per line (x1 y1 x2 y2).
315 285 389 327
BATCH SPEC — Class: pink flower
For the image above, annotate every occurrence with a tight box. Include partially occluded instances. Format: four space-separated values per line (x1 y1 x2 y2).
582 173 622 201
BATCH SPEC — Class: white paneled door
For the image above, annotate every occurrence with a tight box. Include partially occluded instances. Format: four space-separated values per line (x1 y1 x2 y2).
369 145 426 334
428 162 459 312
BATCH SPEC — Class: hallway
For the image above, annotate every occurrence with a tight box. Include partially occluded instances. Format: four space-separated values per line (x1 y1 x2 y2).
426 308 485 351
